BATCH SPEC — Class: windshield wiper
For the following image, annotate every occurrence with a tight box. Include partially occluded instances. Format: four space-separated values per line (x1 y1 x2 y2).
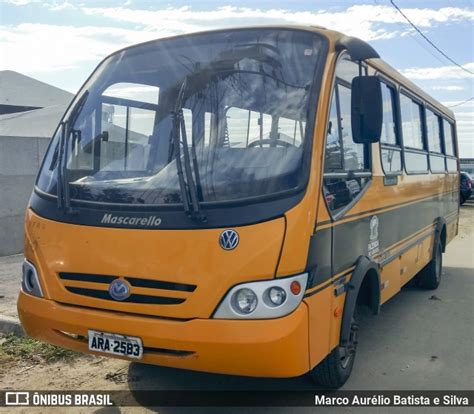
57 90 89 214
172 79 206 222
56 120 66 210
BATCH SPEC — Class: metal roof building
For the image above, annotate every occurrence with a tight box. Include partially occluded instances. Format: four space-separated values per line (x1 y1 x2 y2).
0 70 73 116
0 104 67 138
0 71 73 256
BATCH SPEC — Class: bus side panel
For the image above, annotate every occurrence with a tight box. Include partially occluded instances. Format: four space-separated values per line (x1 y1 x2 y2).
447 218 458 244
304 286 333 369
380 259 401 304
399 234 433 287
277 50 334 278
328 275 350 352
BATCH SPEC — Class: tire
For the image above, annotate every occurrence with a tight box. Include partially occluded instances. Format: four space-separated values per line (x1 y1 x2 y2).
419 240 442 290
310 311 359 389
460 194 465 205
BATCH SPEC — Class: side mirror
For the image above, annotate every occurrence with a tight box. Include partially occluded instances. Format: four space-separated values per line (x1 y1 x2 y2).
351 76 382 144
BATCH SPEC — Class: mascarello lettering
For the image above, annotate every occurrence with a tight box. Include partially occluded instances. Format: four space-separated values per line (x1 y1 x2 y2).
101 213 162 227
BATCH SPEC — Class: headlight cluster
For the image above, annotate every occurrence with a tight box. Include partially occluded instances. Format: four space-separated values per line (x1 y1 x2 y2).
21 260 44 298
213 273 308 319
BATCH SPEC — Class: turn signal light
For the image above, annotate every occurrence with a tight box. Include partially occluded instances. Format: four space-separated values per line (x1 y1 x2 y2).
290 281 301 295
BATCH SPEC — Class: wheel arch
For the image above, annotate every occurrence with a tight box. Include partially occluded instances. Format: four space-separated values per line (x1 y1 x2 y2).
434 217 447 253
340 256 380 345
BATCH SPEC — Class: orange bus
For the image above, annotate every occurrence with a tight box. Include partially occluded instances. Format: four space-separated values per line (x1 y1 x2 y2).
18 26 459 388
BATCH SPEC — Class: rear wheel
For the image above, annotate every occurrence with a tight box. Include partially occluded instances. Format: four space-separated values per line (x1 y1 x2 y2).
419 240 442 290
310 311 359 389
460 194 466 205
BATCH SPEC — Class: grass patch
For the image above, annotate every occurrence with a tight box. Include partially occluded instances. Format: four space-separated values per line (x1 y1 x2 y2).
0 334 78 364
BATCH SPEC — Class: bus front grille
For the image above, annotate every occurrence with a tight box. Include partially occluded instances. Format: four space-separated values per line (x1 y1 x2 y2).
58 272 196 305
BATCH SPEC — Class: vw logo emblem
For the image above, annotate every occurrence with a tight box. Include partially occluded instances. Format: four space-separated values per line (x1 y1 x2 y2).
109 279 130 301
219 229 239 250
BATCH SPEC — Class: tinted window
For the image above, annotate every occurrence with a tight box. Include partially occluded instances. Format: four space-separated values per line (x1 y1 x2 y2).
324 84 367 173
278 117 305 147
400 94 424 149
443 120 455 156
97 102 155 171
323 58 370 215
339 84 366 171
226 108 271 148
379 82 402 174
446 157 457 172
426 109 442 153
36 29 324 205
381 147 402 174
405 151 428 172
430 154 445 172
380 83 397 145
335 58 360 83
324 92 342 172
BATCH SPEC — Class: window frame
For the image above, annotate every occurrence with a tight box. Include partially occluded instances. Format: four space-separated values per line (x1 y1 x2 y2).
441 116 458 173
424 104 446 174
441 116 457 156
399 88 429 175
97 95 158 173
324 78 372 179
377 75 403 176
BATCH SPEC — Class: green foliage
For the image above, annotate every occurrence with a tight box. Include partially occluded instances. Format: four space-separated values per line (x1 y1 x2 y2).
0 334 78 363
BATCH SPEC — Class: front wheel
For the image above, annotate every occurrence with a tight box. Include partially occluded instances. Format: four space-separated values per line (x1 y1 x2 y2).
419 240 442 290
309 313 359 389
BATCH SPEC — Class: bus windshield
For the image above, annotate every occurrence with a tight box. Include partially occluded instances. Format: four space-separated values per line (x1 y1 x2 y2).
37 29 325 208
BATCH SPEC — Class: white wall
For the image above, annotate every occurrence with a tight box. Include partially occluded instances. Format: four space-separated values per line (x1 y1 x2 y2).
0 135 50 256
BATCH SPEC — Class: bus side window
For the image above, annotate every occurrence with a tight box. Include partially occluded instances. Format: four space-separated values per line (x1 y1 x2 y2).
324 92 343 172
443 120 455 156
400 93 429 174
426 109 445 173
443 119 457 172
380 82 402 174
323 58 371 216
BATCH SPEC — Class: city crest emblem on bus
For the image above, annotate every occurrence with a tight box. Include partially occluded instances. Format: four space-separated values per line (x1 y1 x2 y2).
219 229 239 250
109 279 131 301
368 215 380 257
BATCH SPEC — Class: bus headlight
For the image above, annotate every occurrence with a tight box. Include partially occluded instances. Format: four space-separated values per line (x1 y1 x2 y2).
213 273 307 319
231 288 258 315
265 286 287 307
21 260 44 298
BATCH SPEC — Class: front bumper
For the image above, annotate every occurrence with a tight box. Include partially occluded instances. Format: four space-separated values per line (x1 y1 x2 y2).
17 291 310 378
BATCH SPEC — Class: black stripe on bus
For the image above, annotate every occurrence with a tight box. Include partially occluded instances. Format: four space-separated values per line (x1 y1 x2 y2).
65 286 185 305
304 271 352 299
59 273 196 292
379 230 434 267
306 190 458 288
59 273 116 284
319 189 457 229
125 278 196 292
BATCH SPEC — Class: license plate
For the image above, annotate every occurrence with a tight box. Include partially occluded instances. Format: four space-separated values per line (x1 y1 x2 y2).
88 330 143 359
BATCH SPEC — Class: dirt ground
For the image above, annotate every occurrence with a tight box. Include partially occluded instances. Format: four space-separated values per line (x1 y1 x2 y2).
0 203 473 413
457 202 474 237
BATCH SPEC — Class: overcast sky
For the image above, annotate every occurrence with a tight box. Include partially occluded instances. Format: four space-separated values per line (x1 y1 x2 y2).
0 0 472 156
